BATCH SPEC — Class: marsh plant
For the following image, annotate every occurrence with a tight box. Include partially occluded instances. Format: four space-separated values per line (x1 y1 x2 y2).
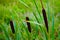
0 0 60 40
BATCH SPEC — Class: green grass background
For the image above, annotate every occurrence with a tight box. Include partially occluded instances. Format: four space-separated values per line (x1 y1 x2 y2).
0 0 60 40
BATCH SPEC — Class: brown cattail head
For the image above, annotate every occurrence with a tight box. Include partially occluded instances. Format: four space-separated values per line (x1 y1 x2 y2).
26 17 31 33
42 8 48 32
10 20 15 33
40 0 48 32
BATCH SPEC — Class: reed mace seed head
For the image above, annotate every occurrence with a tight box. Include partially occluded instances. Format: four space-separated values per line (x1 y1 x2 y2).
26 17 31 33
10 20 15 33
42 8 48 32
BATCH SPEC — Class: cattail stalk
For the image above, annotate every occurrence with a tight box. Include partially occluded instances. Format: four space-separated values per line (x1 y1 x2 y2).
26 17 31 33
42 8 48 32
40 0 48 32
10 20 15 33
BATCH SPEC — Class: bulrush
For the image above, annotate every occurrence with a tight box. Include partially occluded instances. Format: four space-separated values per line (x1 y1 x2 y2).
10 20 15 33
26 17 31 33
42 8 48 32
40 0 48 32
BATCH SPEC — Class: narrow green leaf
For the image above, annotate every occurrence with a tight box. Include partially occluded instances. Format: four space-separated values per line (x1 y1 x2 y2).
1 24 10 40
51 14 54 40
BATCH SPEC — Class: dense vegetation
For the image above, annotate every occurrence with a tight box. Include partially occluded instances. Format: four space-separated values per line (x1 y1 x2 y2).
0 0 60 40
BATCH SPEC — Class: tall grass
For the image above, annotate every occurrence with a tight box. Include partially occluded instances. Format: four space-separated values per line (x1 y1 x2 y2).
0 0 59 40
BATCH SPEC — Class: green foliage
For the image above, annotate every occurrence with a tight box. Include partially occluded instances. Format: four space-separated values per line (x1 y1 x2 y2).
0 0 60 40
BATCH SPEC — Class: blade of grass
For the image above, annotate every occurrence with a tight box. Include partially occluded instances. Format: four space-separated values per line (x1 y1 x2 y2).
13 21 21 40
58 29 60 40
46 0 50 23
1 23 10 40
51 14 54 40
25 21 43 26
18 0 29 8
46 0 50 39
51 0 55 40
33 12 43 33
33 12 40 24
33 0 42 21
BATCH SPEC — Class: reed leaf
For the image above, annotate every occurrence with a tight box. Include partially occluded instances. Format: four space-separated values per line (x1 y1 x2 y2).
1 24 10 40
51 14 55 40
